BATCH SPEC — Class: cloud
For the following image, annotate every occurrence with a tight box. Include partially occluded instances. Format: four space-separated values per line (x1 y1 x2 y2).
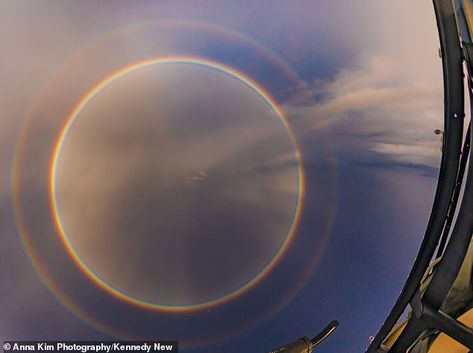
284 1 444 169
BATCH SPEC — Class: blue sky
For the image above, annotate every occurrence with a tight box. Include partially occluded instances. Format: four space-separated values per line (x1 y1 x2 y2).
1 1 444 352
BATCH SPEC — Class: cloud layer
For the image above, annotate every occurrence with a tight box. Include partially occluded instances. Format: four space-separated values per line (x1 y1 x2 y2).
285 1 444 169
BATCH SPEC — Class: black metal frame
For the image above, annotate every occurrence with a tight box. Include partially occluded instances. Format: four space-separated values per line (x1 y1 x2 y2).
366 0 473 352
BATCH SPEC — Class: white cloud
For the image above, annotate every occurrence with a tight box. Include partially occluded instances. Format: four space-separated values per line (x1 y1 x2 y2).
285 1 445 168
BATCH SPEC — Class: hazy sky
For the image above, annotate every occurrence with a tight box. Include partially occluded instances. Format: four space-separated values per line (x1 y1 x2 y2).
1 1 444 352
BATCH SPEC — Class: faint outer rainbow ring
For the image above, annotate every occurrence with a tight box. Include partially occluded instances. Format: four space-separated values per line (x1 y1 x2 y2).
49 56 306 312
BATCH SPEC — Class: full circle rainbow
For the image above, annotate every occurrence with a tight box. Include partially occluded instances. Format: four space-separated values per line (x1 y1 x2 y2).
50 56 305 312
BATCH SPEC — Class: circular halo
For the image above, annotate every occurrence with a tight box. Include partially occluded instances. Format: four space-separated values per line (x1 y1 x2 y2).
49 56 305 312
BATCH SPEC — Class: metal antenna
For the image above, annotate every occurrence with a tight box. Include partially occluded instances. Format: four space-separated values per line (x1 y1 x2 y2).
311 320 339 348
264 320 339 353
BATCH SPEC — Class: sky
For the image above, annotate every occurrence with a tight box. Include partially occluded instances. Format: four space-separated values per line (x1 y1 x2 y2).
0 1 445 352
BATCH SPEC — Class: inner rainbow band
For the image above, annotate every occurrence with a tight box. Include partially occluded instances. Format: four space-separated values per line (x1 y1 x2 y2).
50 56 305 312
